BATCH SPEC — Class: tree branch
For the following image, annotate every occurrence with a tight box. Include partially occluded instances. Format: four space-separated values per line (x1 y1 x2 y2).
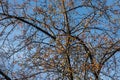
0 69 11 80
0 13 56 40
101 47 120 66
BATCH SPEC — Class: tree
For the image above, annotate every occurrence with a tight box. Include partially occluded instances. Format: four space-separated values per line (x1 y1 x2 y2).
0 0 120 80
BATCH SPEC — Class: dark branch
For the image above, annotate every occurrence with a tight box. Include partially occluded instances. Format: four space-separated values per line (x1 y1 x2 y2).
0 13 56 40
101 47 120 66
0 69 11 80
65 5 100 13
